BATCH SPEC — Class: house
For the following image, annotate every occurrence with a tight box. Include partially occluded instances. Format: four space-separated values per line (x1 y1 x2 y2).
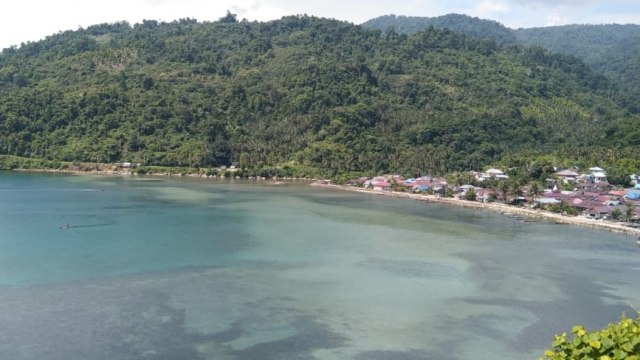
371 179 391 192
555 169 579 183
402 176 448 192
589 167 607 182
473 168 509 182
475 188 495 202
585 206 613 220
536 197 562 206
609 190 627 198
575 182 611 193
412 185 430 192
486 168 509 180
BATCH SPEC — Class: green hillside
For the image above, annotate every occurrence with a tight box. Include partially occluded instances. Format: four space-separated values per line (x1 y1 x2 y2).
362 14 517 44
363 15 640 114
0 15 638 177
514 24 640 113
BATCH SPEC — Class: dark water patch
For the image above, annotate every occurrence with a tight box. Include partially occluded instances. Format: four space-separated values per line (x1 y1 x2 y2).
208 321 245 343
230 316 346 360
0 282 207 360
454 273 631 354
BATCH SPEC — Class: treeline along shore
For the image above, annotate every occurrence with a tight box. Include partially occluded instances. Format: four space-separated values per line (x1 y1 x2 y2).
311 182 640 237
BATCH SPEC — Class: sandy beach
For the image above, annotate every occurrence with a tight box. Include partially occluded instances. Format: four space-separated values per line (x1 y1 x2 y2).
311 182 640 237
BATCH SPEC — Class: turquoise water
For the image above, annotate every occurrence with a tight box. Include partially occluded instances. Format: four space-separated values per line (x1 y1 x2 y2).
0 172 638 359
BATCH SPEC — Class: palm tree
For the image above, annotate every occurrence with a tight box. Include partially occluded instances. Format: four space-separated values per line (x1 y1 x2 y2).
625 204 636 222
611 208 622 221
498 181 510 203
529 181 542 203
510 181 523 198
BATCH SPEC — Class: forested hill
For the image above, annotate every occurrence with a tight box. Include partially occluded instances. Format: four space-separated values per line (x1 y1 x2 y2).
363 15 640 113
362 14 517 44
514 24 640 113
0 16 639 177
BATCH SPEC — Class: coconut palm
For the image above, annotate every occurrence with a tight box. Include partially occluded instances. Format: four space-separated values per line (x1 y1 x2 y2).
529 181 542 203
498 181 510 203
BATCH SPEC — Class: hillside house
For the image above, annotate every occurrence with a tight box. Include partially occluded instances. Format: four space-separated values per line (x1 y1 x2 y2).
589 167 607 182
474 168 509 182
555 169 579 183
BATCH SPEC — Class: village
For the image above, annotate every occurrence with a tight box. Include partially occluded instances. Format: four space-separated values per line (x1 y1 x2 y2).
337 166 640 227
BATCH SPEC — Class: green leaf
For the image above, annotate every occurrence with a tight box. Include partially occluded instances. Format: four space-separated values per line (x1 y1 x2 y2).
544 349 555 357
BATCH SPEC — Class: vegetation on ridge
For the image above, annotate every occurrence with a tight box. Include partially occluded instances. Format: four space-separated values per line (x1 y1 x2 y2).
363 14 640 114
1 15 639 178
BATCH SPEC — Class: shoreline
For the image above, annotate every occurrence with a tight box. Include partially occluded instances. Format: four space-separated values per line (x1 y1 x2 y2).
7 168 640 237
311 183 640 237
8 167 316 181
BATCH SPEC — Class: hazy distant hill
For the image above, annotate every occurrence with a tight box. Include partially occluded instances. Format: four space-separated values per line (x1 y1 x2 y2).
363 15 640 113
514 24 640 112
362 14 517 44
0 15 638 177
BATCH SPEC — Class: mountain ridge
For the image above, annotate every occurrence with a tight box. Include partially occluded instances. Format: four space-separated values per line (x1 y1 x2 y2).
362 14 640 113
0 15 638 178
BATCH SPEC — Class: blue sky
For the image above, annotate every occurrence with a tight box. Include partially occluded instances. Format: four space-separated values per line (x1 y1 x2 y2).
1 0 638 49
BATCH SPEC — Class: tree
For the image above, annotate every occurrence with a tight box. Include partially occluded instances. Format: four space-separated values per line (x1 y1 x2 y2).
529 181 542 203
219 10 238 23
509 180 523 198
498 181 510 203
464 187 477 201
542 314 640 360
611 208 622 221
625 203 636 222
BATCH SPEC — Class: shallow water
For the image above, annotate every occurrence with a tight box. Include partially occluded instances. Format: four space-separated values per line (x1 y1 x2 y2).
0 172 638 359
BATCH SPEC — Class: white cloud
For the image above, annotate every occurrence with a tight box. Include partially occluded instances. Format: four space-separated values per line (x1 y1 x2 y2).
475 0 510 17
587 13 640 25
545 13 571 26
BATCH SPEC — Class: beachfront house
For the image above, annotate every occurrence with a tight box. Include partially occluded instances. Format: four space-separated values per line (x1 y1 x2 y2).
475 188 495 202
585 206 614 220
371 179 391 192
535 197 562 207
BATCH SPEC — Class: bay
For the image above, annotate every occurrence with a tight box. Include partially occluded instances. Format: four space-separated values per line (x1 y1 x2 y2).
0 171 638 360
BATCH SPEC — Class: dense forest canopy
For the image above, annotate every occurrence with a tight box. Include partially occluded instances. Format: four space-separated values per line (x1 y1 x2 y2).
1 15 639 178
362 14 518 44
514 24 640 113
363 14 640 114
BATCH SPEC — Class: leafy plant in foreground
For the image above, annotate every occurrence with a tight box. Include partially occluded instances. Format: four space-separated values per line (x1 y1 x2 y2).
541 314 640 360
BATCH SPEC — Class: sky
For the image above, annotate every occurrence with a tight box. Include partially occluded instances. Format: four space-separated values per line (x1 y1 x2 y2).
1 0 639 49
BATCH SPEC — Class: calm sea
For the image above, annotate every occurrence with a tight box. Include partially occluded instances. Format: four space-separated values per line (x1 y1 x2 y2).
0 172 638 360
